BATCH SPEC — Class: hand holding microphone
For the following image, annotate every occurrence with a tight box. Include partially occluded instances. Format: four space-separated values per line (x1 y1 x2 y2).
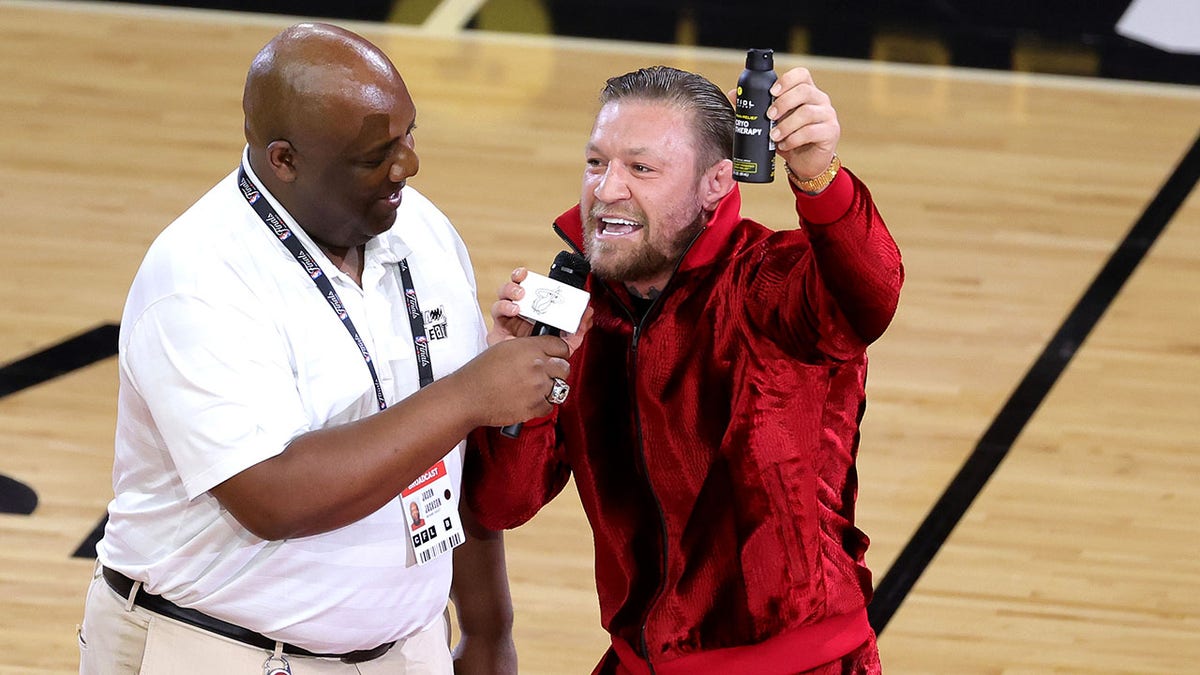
496 251 591 438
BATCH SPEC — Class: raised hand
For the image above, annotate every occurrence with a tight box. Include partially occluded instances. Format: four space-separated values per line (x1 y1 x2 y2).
766 67 841 183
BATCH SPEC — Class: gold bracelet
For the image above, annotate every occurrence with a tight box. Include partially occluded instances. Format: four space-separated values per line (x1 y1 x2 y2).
786 154 841 194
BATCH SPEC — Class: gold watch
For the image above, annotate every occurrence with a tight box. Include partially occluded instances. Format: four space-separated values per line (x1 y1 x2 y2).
786 154 841 194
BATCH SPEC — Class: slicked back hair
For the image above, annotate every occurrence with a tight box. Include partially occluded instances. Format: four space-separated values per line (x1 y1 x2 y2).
599 65 735 174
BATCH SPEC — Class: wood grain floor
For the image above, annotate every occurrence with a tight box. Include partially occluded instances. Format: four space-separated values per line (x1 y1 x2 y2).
2 1 1198 672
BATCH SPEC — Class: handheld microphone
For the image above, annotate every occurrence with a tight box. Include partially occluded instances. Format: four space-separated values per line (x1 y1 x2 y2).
499 250 590 439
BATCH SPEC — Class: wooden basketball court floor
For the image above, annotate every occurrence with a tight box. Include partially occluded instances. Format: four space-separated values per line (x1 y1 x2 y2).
1 0 1198 672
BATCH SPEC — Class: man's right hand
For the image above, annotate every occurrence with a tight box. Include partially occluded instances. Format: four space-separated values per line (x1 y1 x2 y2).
452 334 572 427
489 267 592 352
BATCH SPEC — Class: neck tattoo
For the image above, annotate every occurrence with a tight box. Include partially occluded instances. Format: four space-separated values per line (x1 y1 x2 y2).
627 285 662 301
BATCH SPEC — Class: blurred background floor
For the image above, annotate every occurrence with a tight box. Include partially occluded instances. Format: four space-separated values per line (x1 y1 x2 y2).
2 1 1198 673
101 0 1200 84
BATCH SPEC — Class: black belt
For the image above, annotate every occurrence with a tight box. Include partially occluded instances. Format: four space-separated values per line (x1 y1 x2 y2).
102 566 394 664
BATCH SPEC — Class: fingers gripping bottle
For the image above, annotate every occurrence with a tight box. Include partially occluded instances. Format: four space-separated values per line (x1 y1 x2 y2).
733 48 777 183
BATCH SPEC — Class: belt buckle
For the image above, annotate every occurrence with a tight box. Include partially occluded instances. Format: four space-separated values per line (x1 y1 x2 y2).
263 654 291 675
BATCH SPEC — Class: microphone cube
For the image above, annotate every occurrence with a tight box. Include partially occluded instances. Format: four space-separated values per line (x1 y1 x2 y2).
515 271 590 334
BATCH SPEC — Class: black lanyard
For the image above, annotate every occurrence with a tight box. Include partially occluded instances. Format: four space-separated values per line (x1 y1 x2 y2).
396 258 435 389
236 166 435 409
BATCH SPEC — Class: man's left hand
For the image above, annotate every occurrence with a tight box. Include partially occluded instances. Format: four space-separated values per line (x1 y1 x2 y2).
767 67 841 181
453 632 518 675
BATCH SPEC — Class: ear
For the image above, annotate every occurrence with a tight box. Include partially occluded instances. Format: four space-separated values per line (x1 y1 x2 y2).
265 139 299 183
699 158 736 211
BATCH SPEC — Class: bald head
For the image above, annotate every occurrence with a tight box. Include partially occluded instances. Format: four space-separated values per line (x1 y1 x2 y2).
243 23 404 150
238 23 420 253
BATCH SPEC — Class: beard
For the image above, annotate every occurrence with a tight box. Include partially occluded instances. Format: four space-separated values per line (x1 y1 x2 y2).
582 202 706 285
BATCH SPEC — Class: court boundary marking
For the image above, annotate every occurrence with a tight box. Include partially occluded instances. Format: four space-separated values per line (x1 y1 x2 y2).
868 130 1200 633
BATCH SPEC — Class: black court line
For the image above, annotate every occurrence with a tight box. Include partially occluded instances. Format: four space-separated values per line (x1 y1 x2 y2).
0 324 120 522
74 515 109 559
0 474 38 515
869 130 1200 634
0 323 120 398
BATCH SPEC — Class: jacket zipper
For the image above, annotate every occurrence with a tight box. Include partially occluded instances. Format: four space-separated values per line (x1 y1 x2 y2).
629 319 667 675
556 219 708 673
625 230 708 673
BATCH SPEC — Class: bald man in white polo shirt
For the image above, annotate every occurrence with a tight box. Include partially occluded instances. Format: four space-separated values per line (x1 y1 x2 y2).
77 23 571 675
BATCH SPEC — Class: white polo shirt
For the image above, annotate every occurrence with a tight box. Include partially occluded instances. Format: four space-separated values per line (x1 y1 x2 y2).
98 153 487 652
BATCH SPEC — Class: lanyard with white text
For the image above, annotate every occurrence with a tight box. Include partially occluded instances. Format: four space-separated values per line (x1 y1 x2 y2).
396 259 435 389
237 166 397 410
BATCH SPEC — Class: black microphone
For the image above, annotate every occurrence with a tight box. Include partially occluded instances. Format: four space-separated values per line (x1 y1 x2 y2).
499 250 590 439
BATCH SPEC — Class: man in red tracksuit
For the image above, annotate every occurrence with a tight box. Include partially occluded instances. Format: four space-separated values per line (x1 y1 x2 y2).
466 64 903 674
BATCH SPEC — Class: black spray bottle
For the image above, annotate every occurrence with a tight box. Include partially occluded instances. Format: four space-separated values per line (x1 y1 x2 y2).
733 48 777 183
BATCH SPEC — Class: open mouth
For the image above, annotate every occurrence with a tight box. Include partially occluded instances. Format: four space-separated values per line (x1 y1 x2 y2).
598 216 643 237
384 183 405 207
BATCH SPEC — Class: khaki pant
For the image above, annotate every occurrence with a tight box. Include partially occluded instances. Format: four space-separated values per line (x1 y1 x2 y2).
78 564 452 674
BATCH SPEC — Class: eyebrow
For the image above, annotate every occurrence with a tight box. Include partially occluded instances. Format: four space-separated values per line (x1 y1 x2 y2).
360 137 396 158
360 117 417 156
586 142 655 157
